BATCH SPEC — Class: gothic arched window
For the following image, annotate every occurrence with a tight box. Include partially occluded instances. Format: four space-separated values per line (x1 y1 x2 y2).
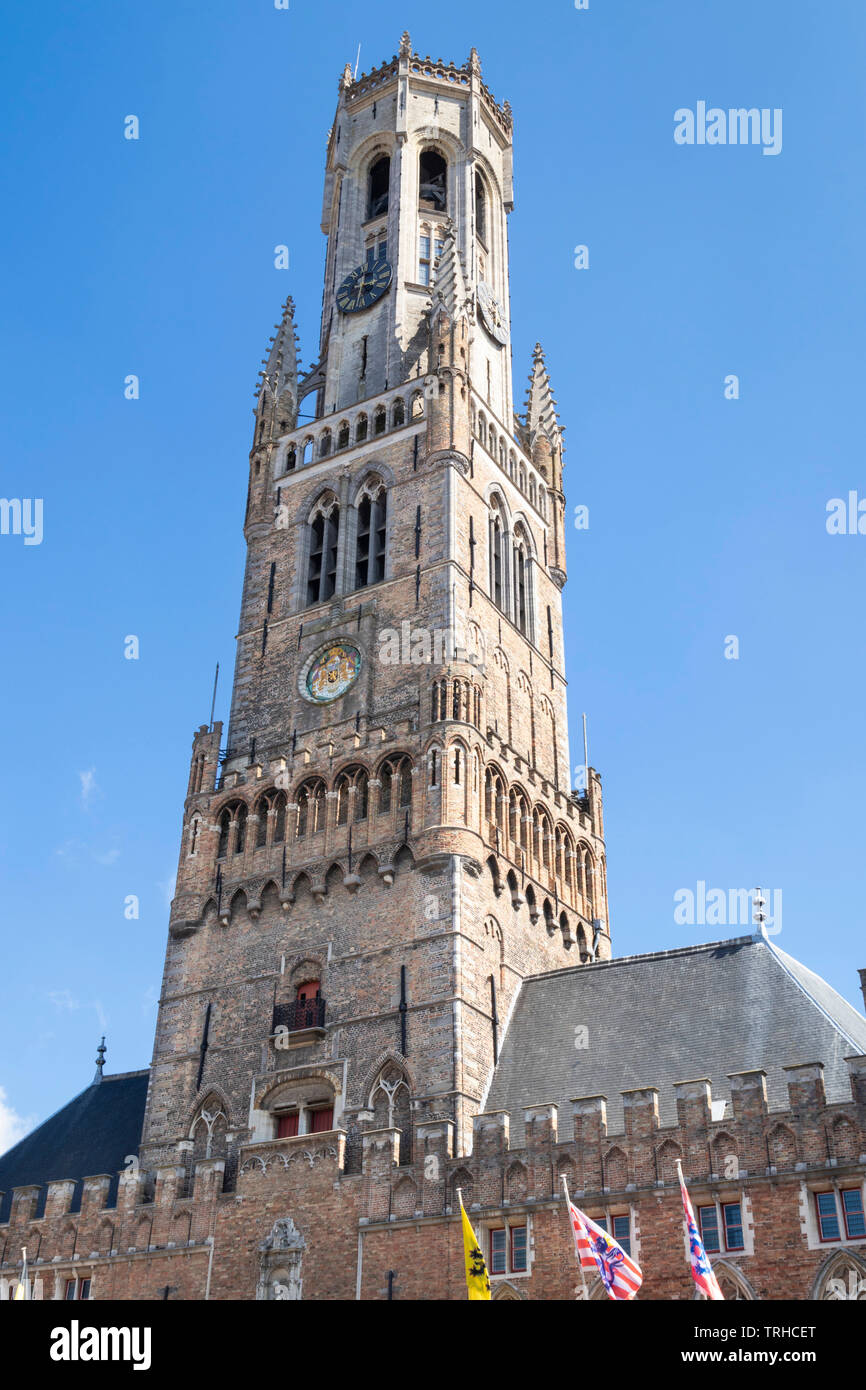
419 149 447 211
512 525 531 637
217 809 231 860
485 768 506 836
379 755 412 813
354 480 387 590
337 421 350 450
335 766 369 825
489 498 507 612
475 171 488 245
367 155 390 220
272 791 287 843
296 780 326 839
356 413 368 443
234 803 248 854
256 796 269 848
306 493 340 606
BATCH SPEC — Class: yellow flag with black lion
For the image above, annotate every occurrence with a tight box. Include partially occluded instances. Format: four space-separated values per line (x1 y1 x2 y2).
458 1192 491 1301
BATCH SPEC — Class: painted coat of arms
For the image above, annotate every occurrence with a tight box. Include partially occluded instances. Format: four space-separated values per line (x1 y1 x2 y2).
305 643 361 703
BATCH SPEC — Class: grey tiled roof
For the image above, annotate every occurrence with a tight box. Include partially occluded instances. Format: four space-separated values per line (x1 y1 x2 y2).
0 1071 149 1223
485 935 866 1146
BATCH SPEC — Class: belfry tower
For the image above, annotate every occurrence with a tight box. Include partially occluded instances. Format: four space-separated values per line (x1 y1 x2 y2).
139 36 610 1184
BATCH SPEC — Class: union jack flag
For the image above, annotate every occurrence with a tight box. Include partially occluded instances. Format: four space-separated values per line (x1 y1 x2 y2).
566 1198 643 1300
677 1163 724 1300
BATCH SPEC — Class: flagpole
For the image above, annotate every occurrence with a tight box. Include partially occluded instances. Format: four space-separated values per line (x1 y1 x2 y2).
561 1175 589 1300
676 1160 704 1300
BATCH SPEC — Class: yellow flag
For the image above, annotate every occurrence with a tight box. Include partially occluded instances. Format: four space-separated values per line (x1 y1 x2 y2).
459 1197 491 1301
14 1248 29 1301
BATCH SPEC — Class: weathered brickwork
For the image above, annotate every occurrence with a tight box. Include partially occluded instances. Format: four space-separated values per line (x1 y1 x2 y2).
3 1060 865 1300
3 36 864 1303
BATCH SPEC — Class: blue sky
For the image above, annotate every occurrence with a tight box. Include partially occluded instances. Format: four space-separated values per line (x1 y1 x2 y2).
1 0 865 1148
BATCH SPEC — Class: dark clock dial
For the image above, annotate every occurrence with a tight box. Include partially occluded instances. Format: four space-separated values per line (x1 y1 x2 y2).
477 279 508 345
336 260 393 314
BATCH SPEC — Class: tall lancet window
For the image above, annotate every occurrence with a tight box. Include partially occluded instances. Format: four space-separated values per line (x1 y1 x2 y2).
489 498 507 613
306 493 340 606
475 171 487 247
419 149 447 211
367 155 390 220
513 525 531 637
354 479 387 590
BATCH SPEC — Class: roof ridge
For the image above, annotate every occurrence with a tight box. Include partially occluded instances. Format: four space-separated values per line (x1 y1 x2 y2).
763 934 865 1051
522 934 760 985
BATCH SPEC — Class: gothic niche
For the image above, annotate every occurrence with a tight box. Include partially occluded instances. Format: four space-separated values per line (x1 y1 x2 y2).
257 1217 305 1301
191 1099 227 1160
369 1062 412 1165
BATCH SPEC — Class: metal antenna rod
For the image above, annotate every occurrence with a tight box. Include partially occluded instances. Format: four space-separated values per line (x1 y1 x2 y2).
209 662 220 731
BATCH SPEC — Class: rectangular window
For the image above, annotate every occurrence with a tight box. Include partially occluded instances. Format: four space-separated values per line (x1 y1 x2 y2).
842 1189 865 1240
490 1228 507 1275
816 1191 841 1242
419 235 431 286
722 1202 744 1251
510 1225 527 1273
79 1278 91 1300
310 1106 333 1134
611 1215 631 1256
698 1205 720 1254
277 1112 299 1139
597 1214 631 1257
65 1280 77 1300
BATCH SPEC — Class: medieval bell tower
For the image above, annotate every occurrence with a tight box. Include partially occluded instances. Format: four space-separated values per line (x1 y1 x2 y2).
138 35 610 1188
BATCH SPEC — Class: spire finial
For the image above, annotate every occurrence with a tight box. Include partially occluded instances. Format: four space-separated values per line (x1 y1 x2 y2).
94 1036 106 1083
468 46 481 76
340 62 353 90
752 887 768 937
399 31 411 58
524 343 562 446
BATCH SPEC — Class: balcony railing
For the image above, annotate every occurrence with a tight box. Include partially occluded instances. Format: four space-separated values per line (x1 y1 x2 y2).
272 998 326 1033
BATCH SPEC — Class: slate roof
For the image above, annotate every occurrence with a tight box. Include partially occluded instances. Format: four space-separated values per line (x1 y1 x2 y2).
485 935 866 1146
0 1071 149 1223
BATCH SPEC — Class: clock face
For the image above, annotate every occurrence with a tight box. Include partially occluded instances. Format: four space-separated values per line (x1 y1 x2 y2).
336 260 393 314
477 280 508 345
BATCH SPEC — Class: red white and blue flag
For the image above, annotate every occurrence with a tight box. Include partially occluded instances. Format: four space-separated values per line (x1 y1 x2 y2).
677 1162 724 1300
565 1196 643 1300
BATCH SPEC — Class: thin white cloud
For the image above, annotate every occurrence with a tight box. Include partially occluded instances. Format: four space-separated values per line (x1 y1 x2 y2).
47 991 107 1031
48 988 80 1012
92 848 121 866
157 867 177 911
79 768 98 808
0 1086 37 1156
